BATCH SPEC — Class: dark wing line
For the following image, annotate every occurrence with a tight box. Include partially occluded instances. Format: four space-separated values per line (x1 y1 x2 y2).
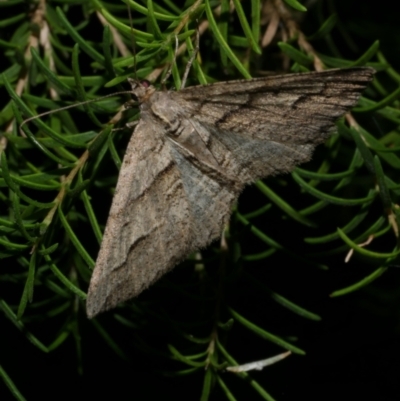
177 67 375 98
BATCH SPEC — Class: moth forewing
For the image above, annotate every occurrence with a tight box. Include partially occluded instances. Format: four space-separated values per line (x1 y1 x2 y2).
86 67 374 318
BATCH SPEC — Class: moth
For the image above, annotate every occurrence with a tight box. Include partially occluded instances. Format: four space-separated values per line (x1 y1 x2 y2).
86 67 374 318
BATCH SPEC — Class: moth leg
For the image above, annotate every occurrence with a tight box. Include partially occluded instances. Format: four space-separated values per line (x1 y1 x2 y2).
121 100 139 129
181 25 200 89
125 120 139 129
123 99 137 110
161 35 179 86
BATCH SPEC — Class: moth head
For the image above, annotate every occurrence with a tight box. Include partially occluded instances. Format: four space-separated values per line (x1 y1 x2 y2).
128 78 155 103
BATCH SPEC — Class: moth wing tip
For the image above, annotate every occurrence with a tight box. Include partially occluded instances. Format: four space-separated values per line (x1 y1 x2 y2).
86 289 106 319
86 299 99 319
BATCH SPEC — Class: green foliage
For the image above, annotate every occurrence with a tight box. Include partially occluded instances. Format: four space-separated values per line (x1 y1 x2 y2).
0 0 399 400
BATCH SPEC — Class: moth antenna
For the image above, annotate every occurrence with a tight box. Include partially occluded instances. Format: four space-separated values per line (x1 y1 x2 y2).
161 35 179 86
19 91 134 135
126 1 137 80
181 23 200 89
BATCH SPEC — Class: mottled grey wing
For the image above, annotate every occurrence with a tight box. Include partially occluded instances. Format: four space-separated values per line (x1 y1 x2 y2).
174 67 374 183
86 119 237 318
87 68 374 317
